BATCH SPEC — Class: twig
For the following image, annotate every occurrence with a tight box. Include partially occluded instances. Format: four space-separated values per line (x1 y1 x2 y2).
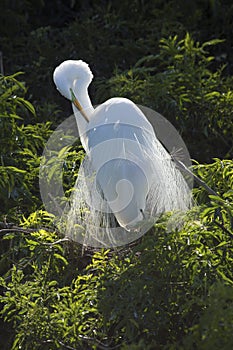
56 338 122 350
43 238 70 245
0 227 35 235
57 341 78 350
172 157 218 196
0 225 72 248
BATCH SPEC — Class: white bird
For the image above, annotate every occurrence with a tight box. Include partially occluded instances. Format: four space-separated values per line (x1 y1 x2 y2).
53 60 191 247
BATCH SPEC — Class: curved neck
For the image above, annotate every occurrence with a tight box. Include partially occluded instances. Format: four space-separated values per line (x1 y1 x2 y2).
73 81 94 118
72 84 94 152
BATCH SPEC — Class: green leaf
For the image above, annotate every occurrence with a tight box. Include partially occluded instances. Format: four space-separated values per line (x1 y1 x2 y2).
15 97 36 116
217 269 233 285
54 253 68 266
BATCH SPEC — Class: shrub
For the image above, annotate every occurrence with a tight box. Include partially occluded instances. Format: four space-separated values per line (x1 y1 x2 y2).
101 34 233 161
0 190 232 349
0 73 52 220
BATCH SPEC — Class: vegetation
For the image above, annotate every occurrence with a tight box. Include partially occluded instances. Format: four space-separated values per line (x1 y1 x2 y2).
0 1 232 349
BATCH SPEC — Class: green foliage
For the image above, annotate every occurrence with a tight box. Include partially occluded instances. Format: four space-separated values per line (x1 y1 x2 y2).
194 159 233 199
1 1 233 126
1 156 233 349
0 74 52 219
182 282 233 349
0 207 233 349
1 2 232 160
193 159 233 237
101 33 233 161
0 2 233 349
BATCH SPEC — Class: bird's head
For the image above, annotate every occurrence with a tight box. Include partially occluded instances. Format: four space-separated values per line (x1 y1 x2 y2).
53 60 93 101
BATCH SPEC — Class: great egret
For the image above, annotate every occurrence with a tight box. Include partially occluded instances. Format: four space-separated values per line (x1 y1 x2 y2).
53 60 191 247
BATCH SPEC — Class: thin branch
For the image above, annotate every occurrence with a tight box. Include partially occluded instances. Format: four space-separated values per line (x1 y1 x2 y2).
172 157 218 196
43 238 70 245
0 227 35 235
56 338 122 350
57 341 78 350
0 224 60 235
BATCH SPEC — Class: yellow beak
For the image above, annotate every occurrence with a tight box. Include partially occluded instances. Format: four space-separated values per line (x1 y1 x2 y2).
70 88 89 122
